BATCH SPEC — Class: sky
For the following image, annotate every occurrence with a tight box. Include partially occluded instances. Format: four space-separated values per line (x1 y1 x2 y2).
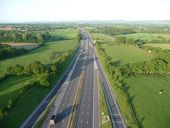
1 0 170 22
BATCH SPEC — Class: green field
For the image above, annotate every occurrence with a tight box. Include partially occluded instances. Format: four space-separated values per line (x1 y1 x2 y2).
93 33 115 43
0 29 78 70
145 43 170 50
0 29 79 128
119 33 170 41
93 33 153 64
102 44 153 64
94 32 170 128
50 29 78 39
125 75 170 128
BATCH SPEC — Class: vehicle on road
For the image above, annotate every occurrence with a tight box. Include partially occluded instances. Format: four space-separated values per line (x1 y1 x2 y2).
49 115 57 126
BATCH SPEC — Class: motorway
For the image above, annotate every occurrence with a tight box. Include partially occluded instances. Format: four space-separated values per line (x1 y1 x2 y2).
54 33 87 128
51 49 84 128
21 30 126 128
41 31 126 128
42 32 87 128
43 32 100 128
75 35 99 128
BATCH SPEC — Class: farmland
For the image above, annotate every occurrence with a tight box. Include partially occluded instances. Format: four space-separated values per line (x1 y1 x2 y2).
93 33 153 64
92 26 170 128
125 75 170 128
0 29 78 70
119 33 170 41
144 43 170 50
100 44 153 64
0 28 80 128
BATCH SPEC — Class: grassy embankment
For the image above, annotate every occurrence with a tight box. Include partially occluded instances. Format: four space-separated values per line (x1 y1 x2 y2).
93 33 170 128
0 29 80 128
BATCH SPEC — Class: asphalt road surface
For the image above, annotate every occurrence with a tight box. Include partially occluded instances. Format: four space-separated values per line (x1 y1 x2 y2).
53 53 85 128
45 33 87 128
75 37 96 128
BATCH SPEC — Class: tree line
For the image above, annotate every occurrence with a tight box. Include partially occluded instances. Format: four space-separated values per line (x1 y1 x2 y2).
0 30 51 43
0 44 28 60
89 24 170 35
90 26 136 36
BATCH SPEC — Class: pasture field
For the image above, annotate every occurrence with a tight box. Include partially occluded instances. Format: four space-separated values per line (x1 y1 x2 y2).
93 33 153 64
0 29 79 128
93 32 170 127
50 29 78 39
118 33 170 42
93 33 115 43
101 44 153 64
0 29 78 71
125 75 170 128
144 43 170 50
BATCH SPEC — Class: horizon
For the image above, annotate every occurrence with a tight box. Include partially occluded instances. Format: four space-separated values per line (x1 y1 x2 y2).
1 20 170 24
1 0 170 23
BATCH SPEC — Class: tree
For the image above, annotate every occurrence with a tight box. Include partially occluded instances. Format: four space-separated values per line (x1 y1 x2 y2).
7 100 12 109
50 65 57 74
36 33 44 43
6 65 24 75
31 61 45 74
39 77 49 87
0 109 4 118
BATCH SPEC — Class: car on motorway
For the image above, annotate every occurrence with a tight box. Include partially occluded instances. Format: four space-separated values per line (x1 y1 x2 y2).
49 115 57 126
89 43 94 47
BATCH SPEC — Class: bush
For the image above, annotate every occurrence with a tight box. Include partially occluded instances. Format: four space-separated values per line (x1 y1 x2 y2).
39 77 49 87
0 44 28 60
7 100 12 109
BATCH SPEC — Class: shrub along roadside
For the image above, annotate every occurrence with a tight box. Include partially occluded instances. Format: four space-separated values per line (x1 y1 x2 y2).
0 44 29 60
